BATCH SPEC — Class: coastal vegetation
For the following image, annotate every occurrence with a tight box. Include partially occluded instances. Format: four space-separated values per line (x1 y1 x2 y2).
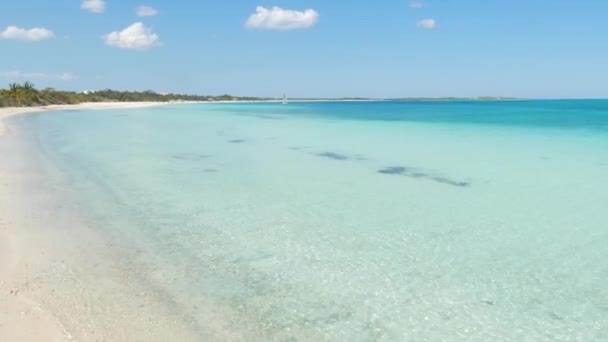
0 82 266 107
0 82 520 108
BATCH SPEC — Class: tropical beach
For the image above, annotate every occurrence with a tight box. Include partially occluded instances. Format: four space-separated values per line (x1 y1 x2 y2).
2 100 608 341
3 1 608 341
0 102 204 341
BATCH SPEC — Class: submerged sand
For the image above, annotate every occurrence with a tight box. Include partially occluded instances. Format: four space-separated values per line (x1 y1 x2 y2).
0 102 202 341
0 102 171 137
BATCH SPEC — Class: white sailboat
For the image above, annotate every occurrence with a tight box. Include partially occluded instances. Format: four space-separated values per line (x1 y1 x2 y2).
282 93 288 104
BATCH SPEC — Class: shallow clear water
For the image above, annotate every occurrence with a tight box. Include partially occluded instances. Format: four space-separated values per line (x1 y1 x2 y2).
12 101 608 340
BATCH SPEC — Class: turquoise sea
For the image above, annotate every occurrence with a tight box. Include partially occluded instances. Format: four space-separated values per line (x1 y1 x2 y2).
9 100 608 340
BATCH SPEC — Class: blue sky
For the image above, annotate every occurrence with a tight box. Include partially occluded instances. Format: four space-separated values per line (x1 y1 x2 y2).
1 0 608 98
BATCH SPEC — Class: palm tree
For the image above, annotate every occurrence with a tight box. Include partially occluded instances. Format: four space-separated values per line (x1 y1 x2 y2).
20 81 39 105
8 82 20 94
7 83 23 103
22 81 35 92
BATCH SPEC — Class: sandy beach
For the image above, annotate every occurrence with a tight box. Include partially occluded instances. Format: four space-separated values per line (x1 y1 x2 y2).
0 101 189 342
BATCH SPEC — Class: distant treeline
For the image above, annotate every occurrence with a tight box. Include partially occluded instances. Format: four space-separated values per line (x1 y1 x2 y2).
0 82 267 107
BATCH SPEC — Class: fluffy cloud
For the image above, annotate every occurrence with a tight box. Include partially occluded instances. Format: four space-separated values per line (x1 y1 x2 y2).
0 71 74 80
103 22 161 50
410 1 424 9
136 5 158 17
417 18 437 29
0 26 54 41
245 6 319 30
81 0 106 13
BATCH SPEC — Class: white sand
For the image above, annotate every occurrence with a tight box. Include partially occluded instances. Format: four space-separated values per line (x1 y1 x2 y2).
0 221 72 341
0 102 173 341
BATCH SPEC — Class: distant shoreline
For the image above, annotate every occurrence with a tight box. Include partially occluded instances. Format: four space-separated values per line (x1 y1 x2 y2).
2 96 590 131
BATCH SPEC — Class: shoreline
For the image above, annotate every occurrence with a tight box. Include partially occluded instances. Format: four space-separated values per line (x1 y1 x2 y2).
0 121 73 341
0 102 169 137
0 101 195 341
0 100 380 136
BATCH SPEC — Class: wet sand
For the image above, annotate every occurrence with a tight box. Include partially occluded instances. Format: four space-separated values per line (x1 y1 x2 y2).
0 102 204 341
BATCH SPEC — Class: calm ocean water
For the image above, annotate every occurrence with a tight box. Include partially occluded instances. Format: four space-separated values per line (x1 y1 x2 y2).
13 101 608 340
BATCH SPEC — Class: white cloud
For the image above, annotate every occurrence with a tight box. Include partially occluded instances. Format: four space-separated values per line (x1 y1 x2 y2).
103 22 162 50
245 6 319 30
410 1 423 9
417 18 438 29
136 5 158 17
0 71 75 80
81 0 105 13
59 72 75 80
0 26 54 41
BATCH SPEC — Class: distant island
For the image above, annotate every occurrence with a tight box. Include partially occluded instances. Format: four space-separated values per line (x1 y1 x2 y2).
0 82 520 108
387 96 520 101
294 97 520 101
